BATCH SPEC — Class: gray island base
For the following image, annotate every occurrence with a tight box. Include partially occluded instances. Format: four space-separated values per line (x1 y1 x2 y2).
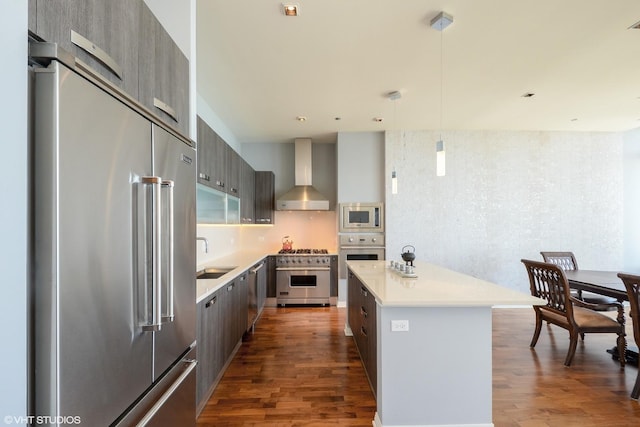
346 260 543 427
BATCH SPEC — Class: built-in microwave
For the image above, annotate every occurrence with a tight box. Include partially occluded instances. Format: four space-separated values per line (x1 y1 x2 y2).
339 203 384 233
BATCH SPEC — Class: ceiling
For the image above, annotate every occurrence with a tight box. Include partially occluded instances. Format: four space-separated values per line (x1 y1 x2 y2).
196 0 640 144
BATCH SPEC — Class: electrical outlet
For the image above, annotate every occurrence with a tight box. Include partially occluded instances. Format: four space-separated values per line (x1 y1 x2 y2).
391 320 409 332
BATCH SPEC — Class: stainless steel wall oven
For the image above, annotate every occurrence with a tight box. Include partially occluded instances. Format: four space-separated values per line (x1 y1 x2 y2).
338 234 385 279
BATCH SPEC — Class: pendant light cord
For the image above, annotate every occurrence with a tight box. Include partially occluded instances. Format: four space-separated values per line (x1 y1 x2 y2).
439 25 443 142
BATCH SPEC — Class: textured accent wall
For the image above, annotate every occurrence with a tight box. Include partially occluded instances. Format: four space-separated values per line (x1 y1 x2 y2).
385 130 624 294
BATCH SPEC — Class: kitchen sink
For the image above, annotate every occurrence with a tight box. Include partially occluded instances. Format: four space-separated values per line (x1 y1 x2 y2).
196 266 237 280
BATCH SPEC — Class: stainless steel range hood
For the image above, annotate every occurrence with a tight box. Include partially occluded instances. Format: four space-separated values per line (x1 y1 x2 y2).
276 139 330 211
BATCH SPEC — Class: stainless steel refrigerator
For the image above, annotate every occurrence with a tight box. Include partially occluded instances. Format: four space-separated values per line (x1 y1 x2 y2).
32 54 196 426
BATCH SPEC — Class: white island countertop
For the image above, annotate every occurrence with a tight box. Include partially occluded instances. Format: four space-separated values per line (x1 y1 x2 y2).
346 260 544 307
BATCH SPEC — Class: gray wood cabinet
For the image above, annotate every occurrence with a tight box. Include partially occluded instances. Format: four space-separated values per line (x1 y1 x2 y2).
254 171 275 224
196 288 223 411
211 134 229 193
196 118 244 197
226 148 241 198
347 269 377 397
32 0 188 137
196 272 249 413
330 255 338 299
240 158 255 224
196 116 215 187
139 3 189 136
266 256 277 298
35 0 140 97
28 0 36 33
221 274 248 363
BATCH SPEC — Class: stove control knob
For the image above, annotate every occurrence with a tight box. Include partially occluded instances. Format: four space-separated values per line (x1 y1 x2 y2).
372 238 377 243
348 237 354 242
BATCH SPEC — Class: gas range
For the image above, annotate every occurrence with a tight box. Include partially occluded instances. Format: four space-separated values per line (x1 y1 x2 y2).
276 248 331 267
276 248 332 306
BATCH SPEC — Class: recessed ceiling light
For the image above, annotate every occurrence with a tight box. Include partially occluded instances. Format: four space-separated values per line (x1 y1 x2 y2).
296 116 307 122
334 117 341 121
373 117 384 123
521 92 535 98
282 4 299 16
629 20 640 29
570 118 578 122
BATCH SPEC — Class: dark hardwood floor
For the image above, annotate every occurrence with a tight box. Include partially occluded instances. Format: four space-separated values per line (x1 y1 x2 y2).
197 306 640 426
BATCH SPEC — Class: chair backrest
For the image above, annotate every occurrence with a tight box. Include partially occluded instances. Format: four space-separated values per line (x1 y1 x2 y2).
522 259 573 318
540 251 579 271
617 273 640 346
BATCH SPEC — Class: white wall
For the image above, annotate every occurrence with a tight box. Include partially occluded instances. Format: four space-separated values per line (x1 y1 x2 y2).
386 129 625 295
197 94 240 151
623 128 640 272
337 131 385 203
1 0 28 418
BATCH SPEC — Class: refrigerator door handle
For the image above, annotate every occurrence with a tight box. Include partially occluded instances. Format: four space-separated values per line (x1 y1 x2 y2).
161 179 175 323
134 358 197 427
141 176 163 332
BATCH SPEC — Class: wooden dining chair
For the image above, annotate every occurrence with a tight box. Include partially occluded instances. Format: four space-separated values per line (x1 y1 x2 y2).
540 251 616 309
617 273 640 399
521 259 625 367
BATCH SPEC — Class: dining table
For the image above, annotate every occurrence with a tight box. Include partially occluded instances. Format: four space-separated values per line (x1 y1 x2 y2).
564 269 638 365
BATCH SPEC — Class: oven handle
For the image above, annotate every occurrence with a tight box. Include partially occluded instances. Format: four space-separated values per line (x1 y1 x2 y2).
276 267 331 272
339 246 385 250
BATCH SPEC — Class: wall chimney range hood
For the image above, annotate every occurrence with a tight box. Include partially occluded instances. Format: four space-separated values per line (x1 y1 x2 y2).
276 138 330 211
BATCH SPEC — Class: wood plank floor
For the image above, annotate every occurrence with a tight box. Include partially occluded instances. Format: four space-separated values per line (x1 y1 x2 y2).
197 306 640 426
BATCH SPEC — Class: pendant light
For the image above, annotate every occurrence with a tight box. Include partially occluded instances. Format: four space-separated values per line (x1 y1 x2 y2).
389 90 401 194
431 12 453 177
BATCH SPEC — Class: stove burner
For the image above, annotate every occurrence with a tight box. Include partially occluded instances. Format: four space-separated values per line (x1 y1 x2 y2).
278 248 329 255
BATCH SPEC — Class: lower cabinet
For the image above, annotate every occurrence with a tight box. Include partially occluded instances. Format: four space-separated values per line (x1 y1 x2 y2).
196 288 223 408
196 272 249 413
347 269 377 397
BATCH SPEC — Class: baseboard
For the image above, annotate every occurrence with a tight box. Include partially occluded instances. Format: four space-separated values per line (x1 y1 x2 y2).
372 412 494 427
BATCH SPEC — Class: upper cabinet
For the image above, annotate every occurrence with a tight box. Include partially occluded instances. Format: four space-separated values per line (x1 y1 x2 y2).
226 147 241 198
254 171 275 224
35 0 141 98
211 134 229 193
240 159 255 224
28 0 36 33
31 0 189 138
197 116 215 187
139 3 190 136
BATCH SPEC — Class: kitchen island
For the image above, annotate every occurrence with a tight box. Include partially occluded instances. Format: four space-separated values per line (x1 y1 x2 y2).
346 260 544 427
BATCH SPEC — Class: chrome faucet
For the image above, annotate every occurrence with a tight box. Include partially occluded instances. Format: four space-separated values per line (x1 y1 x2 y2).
196 237 209 253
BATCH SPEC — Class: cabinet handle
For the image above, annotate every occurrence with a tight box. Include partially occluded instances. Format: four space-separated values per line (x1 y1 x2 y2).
230 187 238 194
216 180 225 188
205 295 217 308
70 30 123 80
360 326 368 337
227 284 234 292
199 172 210 182
153 97 178 123
250 263 264 275
360 287 368 297
360 306 368 318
